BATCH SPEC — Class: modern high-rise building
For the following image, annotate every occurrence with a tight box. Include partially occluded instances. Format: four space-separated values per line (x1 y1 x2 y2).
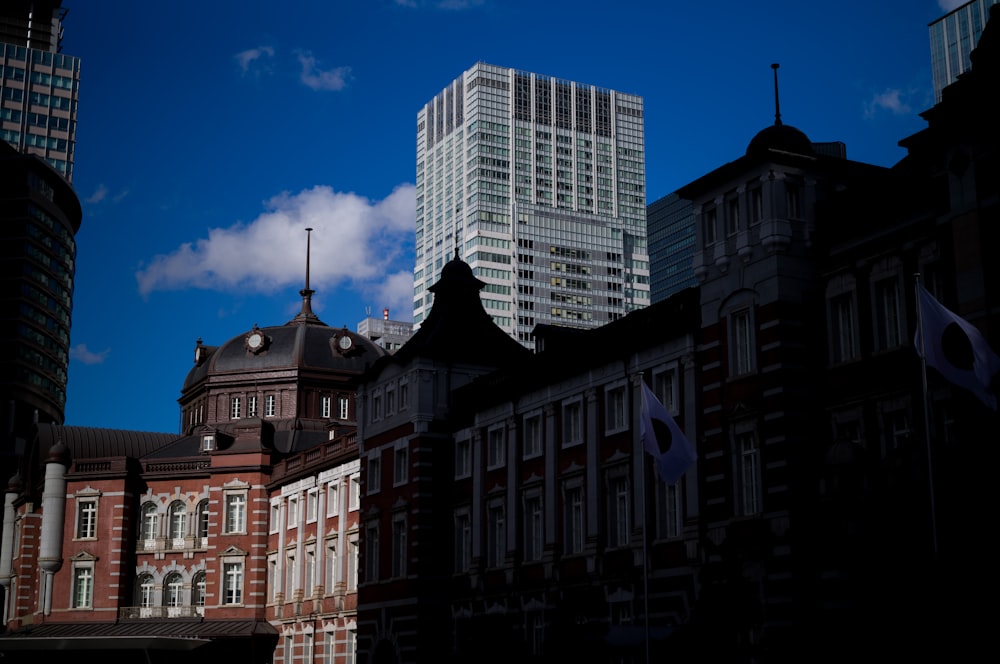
929 0 999 102
414 62 649 348
0 0 79 183
647 192 696 304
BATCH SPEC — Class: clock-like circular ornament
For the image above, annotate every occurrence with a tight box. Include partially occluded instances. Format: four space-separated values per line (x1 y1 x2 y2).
245 326 266 353
338 334 354 351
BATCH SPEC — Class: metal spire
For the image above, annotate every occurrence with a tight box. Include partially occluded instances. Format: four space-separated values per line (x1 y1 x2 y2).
771 63 783 126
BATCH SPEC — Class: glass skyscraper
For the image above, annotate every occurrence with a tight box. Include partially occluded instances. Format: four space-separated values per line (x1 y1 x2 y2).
414 63 648 348
929 0 999 103
1 0 79 183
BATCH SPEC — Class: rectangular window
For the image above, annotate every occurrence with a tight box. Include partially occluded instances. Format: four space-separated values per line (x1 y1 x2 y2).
287 496 299 526
225 493 246 533
750 186 763 224
327 481 340 517
305 547 316 595
399 383 408 410
394 446 409 485
386 388 396 415
231 396 242 420
455 439 471 478
248 395 258 417
731 309 754 375
654 369 676 413
831 293 858 363
307 489 318 522
286 552 297 592
266 394 276 417
76 498 97 539
321 395 331 418
562 400 582 446
523 495 543 562
367 455 381 493
523 414 542 458
738 432 762 515
487 504 505 567
349 477 360 510
72 566 93 608
365 524 379 582
605 385 627 432
786 182 800 218
487 427 505 468
326 539 338 592
224 562 243 604
564 485 584 554
702 207 717 245
391 515 407 577
608 476 630 547
726 197 739 236
875 278 903 350
347 537 359 590
338 396 349 419
454 511 471 572
657 482 681 539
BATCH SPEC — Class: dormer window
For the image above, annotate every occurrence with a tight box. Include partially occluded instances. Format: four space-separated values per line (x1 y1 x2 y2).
202 435 216 453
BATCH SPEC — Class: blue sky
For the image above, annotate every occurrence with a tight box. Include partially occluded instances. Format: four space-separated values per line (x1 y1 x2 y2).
62 0 966 433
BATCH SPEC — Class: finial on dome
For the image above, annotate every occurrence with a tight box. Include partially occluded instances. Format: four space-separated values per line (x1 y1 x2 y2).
771 63 782 126
291 227 321 324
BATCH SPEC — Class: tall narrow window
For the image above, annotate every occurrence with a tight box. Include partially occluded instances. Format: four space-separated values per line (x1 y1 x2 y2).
136 573 154 609
197 500 210 544
731 309 754 375
224 563 243 604
140 502 157 546
785 182 800 218
750 186 763 224
487 503 505 567
523 495 543 562
163 572 183 609
455 439 471 478
327 481 340 518
564 485 584 554
365 523 380 582
391 515 407 578
321 395 331 418
367 455 381 493
605 385 626 432
726 197 739 236
454 511 471 572
265 394 276 417
248 395 258 417
738 432 762 515
347 537 359 590
523 414 542 458
72 566 93 609
703 207 717 245
608 476 630 547
326 539 338 591
169 501 187 546
654 369 676 413
231 396 241 420
76 498 97 539
338 396 349 419
307 489 318 522
305 547 316 595
394 446 409 485
225 493 246 533
193 572 206 609
657 482 681 539
349 477 360 510
487 427 505 468
831 293 858 363
875 278 903 350
562 400 582 446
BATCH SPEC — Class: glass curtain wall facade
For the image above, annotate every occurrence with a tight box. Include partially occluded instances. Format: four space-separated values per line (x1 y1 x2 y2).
929 0 1000 103
647 192 696 303
0 0 79 183
414 62 648 348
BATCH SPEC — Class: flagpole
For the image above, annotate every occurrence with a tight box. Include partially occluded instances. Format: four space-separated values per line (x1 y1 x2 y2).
638 372 651 664
914 273 939 554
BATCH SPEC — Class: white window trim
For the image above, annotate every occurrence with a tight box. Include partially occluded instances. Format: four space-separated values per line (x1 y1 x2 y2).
603 379 629 435
561 397 584 448
486 424 506 470
521 410 543 459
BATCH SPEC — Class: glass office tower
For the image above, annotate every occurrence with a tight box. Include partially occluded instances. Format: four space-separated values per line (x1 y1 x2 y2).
0 0 79 183
414 63 648 348
929 0 1000 103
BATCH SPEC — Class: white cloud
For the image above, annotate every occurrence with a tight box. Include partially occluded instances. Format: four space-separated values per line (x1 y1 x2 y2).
864 88 912 119
135 184 416 300
937 0 968 12
235 45 275 74
297 52 351 91
85 184 108 204
70 344 110 365
364 270 416 323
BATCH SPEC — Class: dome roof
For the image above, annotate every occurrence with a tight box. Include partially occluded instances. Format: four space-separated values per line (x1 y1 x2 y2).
746 122 814 158
183 320 388 392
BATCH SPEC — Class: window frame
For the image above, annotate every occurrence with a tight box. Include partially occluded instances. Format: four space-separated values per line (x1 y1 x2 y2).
737 429 762 516
75 495 98 540
561 397 583 447
729 308 755 376
604 381 628 434
224 491 247 534
71 561 94 609
486 425 506 469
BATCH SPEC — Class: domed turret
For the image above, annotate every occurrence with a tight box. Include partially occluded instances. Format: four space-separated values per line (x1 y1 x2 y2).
746 63 814 158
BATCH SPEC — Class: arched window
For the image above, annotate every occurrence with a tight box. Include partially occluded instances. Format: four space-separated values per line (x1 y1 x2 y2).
169 501 187 544
135 573 155 614
163 572 183 608
197 499 210 544
192 571 207 609
139 503 157 544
